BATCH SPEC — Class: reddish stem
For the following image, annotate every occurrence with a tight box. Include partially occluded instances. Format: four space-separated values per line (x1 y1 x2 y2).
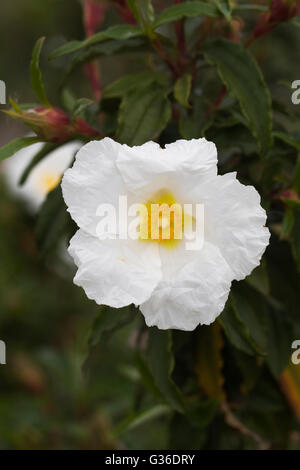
174 0 187 69
82 0 108 100
154 38 180 78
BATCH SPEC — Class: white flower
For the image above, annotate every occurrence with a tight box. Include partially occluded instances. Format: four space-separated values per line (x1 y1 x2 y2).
1 140 81 212
62 138 270 331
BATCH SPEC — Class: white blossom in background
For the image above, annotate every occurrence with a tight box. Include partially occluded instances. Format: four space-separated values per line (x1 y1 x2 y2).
62 138 270 331
1 140 81 212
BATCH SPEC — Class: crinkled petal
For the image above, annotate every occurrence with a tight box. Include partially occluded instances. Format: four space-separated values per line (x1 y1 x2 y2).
189 172 270 281
140 242 232 330
69 230 162 307
62 138 125 236
116 138 217 198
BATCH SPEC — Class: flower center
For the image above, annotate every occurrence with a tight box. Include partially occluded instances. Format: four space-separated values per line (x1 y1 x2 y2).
138 189 192 250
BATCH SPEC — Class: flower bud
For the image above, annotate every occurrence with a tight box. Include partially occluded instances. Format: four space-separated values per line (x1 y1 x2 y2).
6 106 73 143
4 105 100 143
252 0 300 40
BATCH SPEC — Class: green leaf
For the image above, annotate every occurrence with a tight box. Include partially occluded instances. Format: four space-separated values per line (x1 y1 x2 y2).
218 299 258 356
135 352 164 400
174 73 192 108
146 329 184 413
126 0 142 23
153 1 219 29
0 137 41 162
281 208 295 238
140 0 155 24
117 84 171 145
50 25 143 59
127 0 155 27
185 399 219 429
88 305 134 348
213 0 232 21
61 88 77 114
36 185 69 255
50 40 82 59
9 97 22 113
202 38 273 155
231 286 269 356
267 308 293 378
102 71 167 99
113 404 171 436
273 131 300 152
30 37 50 107
246 260 270 296
71 98 93 118
178 92 214 138
18 142 58 185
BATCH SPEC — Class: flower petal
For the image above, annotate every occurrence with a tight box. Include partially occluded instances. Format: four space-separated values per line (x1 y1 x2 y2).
189 172 270 281
116 138 217 198
140 242 232 330
69 230 162 308
62 138 125 235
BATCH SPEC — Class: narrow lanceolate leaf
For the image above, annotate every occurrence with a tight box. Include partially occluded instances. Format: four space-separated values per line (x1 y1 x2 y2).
273 131 300 152
213 0 232 21
113 404 171 436
202 39 273 155
153 1 219 29
117 84 171 145
174 74 192 108
146 329 184 413
49 25 143 59
279 361 300 422
128 0 155 26
19 142 58 185
195 323 225 400
30 37 50 107
0 137 41 162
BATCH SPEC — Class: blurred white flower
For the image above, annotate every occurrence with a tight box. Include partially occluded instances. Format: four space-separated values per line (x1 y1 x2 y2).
62 138 270 331
2 140 81 212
